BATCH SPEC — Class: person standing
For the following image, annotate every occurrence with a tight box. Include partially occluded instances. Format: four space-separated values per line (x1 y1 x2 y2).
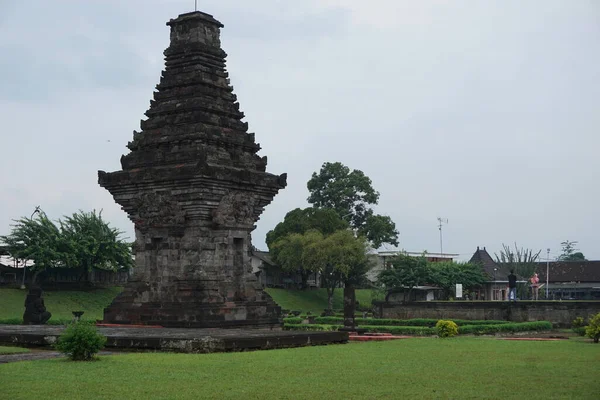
530 273 540 300
508 270 517 302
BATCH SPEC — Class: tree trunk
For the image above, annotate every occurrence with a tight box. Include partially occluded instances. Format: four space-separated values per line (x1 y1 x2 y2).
30 269 42 286
327 287 335 311
300 271 309 291
343 284 356 328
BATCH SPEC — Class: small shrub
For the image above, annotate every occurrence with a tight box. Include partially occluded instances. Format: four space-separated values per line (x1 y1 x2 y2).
54 322 107 361
573 327 586 337
572 317 585 328
436 320 459 338
585 313 600 343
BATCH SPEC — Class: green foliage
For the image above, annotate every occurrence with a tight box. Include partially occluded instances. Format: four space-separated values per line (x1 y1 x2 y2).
458 321 552 335
303 230 372 309
60 210 134 273
283 317 303 324
306 161 398 248
313 317 508 327
270 230 323 287
0 210 132 284
377 253 430 301
572 317 585 328
283 324 341 331
585 312 600 343
54 322 107 361
494 243 541 280
436 320 459 338
429 262 487 299
362 325 434 336
266 208 349 248
558 240 586 261
0 211 74 280
573 327 586 337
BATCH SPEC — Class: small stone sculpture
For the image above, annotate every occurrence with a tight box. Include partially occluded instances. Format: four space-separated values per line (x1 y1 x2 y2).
23 288 52 325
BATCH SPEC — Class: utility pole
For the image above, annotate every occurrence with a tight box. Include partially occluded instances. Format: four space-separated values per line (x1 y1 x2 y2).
437 217 448 256
546 248 550 299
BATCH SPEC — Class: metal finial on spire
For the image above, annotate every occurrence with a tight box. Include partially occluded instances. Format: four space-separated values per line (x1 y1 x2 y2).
195 0 197 11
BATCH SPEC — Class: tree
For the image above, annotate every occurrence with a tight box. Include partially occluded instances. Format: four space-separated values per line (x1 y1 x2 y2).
429 261 487 300
61 210 134 281
377 253 431 302
265 207 348 248
0 211 74 284
0 209 133 286
307 162 398 248
558 240 586 262
270 230 323 290
303 230 371 310
495 243 541 300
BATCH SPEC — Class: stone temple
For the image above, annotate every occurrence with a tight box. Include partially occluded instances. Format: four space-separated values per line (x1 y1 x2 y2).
98 11 287 328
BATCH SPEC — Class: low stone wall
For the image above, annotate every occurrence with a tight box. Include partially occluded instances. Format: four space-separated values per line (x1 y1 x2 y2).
373 301 600 327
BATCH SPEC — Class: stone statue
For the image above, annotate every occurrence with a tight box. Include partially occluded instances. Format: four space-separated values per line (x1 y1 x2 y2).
23 288 52 324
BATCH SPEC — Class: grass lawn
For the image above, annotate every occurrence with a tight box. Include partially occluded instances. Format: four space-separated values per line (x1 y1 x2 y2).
0 346 29 355
1 338 598 399
0 287 123 323
265 288 382 314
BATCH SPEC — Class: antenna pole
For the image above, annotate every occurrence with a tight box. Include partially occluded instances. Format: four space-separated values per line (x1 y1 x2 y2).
195 0 197 11
437 217 448 257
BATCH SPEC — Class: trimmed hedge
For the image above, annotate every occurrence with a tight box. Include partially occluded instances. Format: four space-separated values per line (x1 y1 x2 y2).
313 317 507 327
283 324 341 332
283 317 303 324
458 321 552 335
284 321 553 336
362 325 434 336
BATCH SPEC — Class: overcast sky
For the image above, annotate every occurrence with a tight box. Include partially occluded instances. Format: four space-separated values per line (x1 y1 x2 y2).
1 0 598 261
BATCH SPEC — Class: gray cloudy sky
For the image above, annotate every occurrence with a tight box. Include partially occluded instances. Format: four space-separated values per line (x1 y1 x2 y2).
1 0 598 261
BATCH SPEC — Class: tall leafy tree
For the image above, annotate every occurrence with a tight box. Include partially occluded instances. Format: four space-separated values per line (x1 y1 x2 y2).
429 261 487 300
307 162 398 248
1 209 133 285
266 207 348 248
558 240 586 261
377 253 431 302
270 230 323 290
0 211 74 284
303 230 371 310
61 210 134 280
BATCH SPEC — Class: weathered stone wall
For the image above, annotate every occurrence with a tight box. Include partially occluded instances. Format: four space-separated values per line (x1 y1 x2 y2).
373 301 600 327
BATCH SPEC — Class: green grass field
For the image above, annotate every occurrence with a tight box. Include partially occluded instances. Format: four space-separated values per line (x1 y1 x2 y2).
0 287 122 323
265 288 382 313
1 338 598 399
0 346 30 355
0 287 373 323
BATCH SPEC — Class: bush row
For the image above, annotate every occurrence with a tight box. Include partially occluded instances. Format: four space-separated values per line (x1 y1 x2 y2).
458 321 552 335
283 321 553 336
283 317 303 324
313 317 507 327
283 324 341 332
